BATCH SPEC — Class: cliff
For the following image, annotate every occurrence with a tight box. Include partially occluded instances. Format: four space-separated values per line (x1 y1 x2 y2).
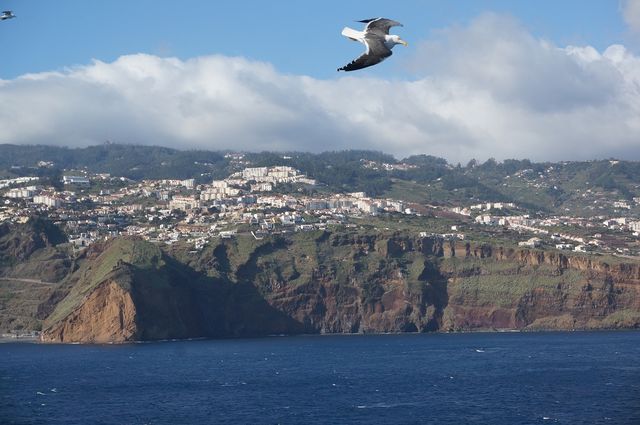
40 237 301 343
34 230 640 343
441 243 640 331
0 218 71 333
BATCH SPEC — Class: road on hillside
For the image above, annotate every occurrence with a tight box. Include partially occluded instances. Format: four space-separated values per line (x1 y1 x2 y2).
0 277 57 285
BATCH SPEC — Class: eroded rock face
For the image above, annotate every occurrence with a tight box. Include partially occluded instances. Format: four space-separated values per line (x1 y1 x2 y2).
266 278 443 335
41 281 138 343
442 242 640 331
38 234 640 343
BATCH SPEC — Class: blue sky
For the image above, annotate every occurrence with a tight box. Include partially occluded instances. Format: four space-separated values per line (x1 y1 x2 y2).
2 1 640 162
0 0 631 79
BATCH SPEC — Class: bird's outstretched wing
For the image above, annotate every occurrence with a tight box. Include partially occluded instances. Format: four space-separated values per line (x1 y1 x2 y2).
359 18 403 35
337 37 392 72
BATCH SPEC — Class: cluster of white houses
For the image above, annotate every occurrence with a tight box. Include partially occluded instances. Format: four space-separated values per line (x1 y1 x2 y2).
5 186 64 208
3 166 640 257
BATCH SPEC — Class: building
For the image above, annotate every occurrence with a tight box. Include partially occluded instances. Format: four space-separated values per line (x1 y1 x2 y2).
555 243 574 250
519 237 542 248
269 166 297 179
182 179 195 189
475 214 500 226
33 195 62 208
5 188 35 199
357 200 378 214
238 195 257 205
211 180 229 188
63 176 90 185
251 182 273 192
169 196 201 211
306 200 328 211
242 167 269 179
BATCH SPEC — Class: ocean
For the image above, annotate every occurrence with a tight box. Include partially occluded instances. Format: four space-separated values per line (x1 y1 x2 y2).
1 331 639 424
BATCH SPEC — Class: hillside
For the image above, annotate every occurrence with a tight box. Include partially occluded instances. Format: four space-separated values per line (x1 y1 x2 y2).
3 144 640 215
0 218 71 333
26 228 639 343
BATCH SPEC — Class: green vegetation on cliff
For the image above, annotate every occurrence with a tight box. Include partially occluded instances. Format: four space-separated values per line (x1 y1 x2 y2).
0 218 637 341
44 238 163 326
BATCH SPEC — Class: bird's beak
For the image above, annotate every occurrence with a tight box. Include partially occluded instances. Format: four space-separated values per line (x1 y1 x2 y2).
400 40 408 47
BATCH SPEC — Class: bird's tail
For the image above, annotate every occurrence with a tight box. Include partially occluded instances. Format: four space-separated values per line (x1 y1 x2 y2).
341 27 363 42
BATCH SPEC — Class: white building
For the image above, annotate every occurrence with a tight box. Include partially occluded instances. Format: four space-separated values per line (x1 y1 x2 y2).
519 237 542 248
169 196 201 211
5 188 35 199
33 195 62 208
242 167 269 179
251 182 273 192
181 179 195 189
63 175 90 185
555 243 574 250
475 215 500 226
357 200 378 214
211 180 229 188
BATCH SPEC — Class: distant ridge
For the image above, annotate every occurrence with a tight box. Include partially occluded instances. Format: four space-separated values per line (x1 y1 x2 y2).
1 143 639 214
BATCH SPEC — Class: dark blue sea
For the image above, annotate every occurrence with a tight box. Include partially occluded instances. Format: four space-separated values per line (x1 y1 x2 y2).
1 332 639 424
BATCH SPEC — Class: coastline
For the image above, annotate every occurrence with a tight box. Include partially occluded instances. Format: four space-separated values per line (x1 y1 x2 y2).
14 326 640 345
0 335 40 343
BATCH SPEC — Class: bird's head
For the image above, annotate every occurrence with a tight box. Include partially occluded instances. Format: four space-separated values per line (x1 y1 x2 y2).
390 35 408 47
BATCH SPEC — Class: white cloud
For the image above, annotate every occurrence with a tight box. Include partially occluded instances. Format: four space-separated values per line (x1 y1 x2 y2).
1 13 640 163
623 0 640 32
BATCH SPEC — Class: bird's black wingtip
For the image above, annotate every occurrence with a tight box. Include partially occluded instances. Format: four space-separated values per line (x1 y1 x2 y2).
357 18 377 23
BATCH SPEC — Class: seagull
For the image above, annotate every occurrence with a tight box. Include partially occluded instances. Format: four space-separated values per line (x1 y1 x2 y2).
1 10 15 21
338 18 407 72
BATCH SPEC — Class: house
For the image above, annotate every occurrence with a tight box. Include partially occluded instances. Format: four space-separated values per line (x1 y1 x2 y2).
63 175 90 185
519 237 542 248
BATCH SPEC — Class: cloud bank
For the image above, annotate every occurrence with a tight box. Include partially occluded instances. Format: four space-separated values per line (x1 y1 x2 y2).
1 14 640 163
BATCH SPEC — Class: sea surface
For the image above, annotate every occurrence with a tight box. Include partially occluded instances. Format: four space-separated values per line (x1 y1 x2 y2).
1 331 639 424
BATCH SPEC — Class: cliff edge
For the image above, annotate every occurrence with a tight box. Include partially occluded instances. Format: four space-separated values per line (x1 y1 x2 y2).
36 230 640 343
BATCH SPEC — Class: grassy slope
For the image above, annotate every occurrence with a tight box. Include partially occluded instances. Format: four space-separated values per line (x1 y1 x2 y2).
44 238 162 326
0 280 55 332
441 257 586 309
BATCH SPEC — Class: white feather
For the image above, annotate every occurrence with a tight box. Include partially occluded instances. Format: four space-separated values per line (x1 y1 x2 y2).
341 27 366 44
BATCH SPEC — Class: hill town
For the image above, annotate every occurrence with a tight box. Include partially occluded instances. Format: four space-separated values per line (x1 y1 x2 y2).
1 147 640 259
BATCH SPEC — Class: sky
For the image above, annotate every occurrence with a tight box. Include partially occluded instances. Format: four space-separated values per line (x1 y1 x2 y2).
1 0 640 163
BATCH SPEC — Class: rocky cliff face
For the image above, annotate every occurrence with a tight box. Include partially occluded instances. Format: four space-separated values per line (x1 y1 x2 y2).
40 237 303 343
442 242 640 331
41 280 138 343
25 230 640 343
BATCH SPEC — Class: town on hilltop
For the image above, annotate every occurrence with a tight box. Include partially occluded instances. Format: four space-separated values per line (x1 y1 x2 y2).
1 147 640 259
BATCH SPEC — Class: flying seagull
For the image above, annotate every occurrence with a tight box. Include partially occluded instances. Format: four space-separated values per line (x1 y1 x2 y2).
338 18 407 72
1 10 15 20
